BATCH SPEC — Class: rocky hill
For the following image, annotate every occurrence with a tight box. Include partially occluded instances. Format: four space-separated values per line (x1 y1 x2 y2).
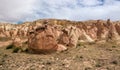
0 19 120 42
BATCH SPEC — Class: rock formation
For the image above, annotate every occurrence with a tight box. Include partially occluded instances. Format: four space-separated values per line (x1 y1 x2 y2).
0 19 120 53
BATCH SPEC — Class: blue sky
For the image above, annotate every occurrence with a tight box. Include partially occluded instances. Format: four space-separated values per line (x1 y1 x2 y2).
0 0 120 23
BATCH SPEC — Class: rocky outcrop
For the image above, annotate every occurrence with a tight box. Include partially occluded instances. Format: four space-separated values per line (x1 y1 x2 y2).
1 19 120 53
12 37 22 47
67 26 80 47
28 25 67 53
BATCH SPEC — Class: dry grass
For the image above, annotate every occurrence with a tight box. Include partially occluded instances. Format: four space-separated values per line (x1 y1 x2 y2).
0 42 120 70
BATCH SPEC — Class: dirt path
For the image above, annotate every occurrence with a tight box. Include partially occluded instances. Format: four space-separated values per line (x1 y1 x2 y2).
0 41 12 47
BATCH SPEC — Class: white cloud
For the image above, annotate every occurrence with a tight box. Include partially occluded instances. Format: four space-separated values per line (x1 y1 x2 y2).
34 0 120 21
78 0 103 6
0 0 36 23
0 0 120 23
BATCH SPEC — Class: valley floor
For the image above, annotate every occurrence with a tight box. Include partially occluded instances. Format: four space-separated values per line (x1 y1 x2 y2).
0 41 120 70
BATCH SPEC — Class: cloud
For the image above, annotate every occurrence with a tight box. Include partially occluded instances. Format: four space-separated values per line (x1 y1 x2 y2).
34 0 120 21
0 0 36 23
0 0 120 23
78 0 104 6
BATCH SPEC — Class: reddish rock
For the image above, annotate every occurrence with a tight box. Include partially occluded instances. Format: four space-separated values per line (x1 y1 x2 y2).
28 25 58 53
115 23 120 35
58 29 69 46
12 37 22 47
1 19 120 53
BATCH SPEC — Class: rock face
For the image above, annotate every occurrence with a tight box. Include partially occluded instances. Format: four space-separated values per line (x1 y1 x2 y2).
28 25 58 53
1 19 120 53
58 29 69 46
66 26 80 47
12 37 22 47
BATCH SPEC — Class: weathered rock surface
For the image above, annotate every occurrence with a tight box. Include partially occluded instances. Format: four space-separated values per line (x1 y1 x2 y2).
28 25 59 53
1 19 120 53
12 37 22 47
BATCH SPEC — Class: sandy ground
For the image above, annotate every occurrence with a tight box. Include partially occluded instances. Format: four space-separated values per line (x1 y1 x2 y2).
0 41 120 70
0 41 12 47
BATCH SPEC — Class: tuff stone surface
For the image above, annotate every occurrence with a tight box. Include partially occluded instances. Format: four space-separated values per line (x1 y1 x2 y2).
1 19 120 52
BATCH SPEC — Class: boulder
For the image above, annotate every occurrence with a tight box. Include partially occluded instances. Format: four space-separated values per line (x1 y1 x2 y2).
28 25 59 53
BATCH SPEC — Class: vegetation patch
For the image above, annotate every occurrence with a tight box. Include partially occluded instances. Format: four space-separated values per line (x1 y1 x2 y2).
76 42 85 48
23 41 28 44
95 63 102 67
6 44 14 49
112 45 116 48
24 48 29 52
12 47 21 53
111 60 118 65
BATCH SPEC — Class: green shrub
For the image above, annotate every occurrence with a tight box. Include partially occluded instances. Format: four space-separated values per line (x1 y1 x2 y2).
77 43 81 46
111 60 118 65
76 42 84 48
12 47 21 53
24 48 29 52
112 45 116 48
85 67 92 70
95 63 101 67
6 44 14 49
23 41 28 44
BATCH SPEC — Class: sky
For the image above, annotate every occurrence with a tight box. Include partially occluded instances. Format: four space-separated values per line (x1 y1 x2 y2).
0 0 120 23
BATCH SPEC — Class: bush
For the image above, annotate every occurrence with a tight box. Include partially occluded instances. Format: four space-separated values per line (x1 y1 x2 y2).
85 67 92 70
77 43 81 46
12 47 21 53
76 42 84 48
24 48 29 52
95 63 101 67
6 44 14 49
95 61 102 67
111 60 118 65
112 45 116 48
23 41 28 44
